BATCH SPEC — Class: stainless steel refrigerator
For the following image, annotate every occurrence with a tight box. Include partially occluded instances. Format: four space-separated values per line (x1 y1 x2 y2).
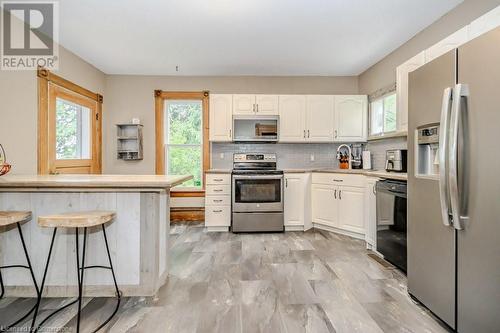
407 27 500 332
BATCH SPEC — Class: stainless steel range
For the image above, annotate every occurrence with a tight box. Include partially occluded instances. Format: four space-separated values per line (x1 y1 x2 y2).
231 153 284 233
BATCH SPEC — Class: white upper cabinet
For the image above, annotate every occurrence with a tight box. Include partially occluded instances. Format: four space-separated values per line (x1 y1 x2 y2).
333 95 368 142
233 94 279 115
306 95 335 142
468 5 500 40
255 95 279 115
233 94 256 115
425 27 469 63
279 95 307 142
209 94 233 142
396 51 426 132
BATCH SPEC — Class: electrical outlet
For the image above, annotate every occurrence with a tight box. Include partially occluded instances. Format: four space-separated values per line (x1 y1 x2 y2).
220 153 225 159
310 154 315 162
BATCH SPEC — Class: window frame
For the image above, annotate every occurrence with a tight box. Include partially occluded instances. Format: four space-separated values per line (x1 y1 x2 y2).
155 91 210 196
369 91 397 137
37 68 102 175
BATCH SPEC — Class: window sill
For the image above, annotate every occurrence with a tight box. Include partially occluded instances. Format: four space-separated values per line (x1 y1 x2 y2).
368 131 408 142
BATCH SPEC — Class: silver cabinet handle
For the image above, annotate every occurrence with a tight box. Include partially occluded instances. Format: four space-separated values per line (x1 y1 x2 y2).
334 130 338 139
334 189 337 199
229 129 232 138
213 209 223 213
339 190 342 200
303 130 306 139
307 130 310 138
285 179 288 188
256 104 259 112
449 84 469 230
214 179 224 182
253 104 256 112
213 199 223 203
214 189 223 192
333 179 343 182
439 87 452 227
372 184 376 195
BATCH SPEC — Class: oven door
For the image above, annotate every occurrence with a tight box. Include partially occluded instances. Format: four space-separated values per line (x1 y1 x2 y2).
232 175 283 212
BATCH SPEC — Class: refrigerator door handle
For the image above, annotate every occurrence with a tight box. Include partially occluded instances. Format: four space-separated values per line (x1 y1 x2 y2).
449 83 469 230
439 87 452 227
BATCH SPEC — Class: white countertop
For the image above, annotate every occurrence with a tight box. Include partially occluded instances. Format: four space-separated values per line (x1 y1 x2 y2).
283 168 407 180
0 174 193 189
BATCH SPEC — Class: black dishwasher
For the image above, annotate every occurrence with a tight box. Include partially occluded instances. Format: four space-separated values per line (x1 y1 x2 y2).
376 179 407 273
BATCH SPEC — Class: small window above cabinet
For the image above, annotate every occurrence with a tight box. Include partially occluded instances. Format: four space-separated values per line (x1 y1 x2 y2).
369 92 397 138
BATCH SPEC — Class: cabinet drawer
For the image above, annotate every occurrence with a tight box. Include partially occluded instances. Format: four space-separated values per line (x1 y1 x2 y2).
205 206 231 227
312 173 365 187
205 195 231 206
206 174 231 185
206 185 231 195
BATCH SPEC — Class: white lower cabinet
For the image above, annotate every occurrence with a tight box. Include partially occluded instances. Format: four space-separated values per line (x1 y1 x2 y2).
311 184 337 227
311 173 366 238
364 177 378 249
205 172 231 231
284 173 311 230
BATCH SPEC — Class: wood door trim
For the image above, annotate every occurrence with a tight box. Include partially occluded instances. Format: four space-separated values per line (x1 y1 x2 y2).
154 90 210 195
38 67 103 174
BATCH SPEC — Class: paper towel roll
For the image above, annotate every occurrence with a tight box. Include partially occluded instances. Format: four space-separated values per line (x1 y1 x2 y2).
362 151 372 170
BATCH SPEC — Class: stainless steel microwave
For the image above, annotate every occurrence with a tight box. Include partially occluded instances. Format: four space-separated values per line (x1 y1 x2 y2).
232 116 279 142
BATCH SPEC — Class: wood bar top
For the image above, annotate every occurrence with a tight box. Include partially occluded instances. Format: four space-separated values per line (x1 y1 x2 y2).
0 174 193 189
38 211 116 228
0 211 32 226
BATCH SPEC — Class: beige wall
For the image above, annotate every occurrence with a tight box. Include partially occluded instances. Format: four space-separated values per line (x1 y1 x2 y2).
103 75 358 174
0 46 106 174
358 0 500 94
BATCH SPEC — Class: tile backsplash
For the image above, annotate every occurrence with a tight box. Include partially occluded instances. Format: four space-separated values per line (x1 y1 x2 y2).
211 137 407 171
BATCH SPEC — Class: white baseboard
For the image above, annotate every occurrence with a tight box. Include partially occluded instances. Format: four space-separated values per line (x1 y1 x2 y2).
206 226 229 232
313 223 365 241
285 225 304 232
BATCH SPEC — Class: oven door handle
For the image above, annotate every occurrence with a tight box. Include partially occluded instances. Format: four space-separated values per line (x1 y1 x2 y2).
232 175 283 180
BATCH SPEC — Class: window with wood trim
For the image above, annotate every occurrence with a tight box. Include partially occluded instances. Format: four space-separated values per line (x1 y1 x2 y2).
155 91 210 193
38 68 102 174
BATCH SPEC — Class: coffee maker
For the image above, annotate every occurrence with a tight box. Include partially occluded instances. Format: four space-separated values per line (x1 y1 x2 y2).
351 144 363 169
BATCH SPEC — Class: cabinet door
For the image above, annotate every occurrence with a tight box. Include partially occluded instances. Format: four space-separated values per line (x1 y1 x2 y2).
337 185 365 234
256 95 279 115
306 95 334 142
233 94 256 115
425 27 468 63
311 184 337 227
364 178 378 247
279 95 306 142
209 94 233 141
396 51 425 132
334 95 367 142
284 174 305 226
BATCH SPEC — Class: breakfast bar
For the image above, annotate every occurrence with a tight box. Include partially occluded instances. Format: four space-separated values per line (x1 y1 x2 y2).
0 174 191 298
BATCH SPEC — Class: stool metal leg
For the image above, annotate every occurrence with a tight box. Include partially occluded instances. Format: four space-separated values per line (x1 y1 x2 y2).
91 224 121 333
31 228 58 331
75 227 87 333
0 268 4 299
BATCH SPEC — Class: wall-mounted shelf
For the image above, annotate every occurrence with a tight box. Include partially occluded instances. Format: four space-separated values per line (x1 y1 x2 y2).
116 124 143 160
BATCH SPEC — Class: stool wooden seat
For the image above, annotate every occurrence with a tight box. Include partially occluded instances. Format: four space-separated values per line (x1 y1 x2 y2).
0 211 32 226
38 211 116 228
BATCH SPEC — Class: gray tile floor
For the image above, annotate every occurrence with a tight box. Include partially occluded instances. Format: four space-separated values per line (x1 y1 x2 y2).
1 223 450 332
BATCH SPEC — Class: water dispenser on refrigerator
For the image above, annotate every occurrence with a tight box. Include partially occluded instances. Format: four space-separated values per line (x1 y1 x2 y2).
416 124 440 178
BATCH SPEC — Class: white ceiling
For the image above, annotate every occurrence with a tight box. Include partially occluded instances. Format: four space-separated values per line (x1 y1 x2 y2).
58 0 463 76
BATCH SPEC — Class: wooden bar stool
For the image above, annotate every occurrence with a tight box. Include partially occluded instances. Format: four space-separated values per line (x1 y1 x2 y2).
0 211 40 330
31 211 121 333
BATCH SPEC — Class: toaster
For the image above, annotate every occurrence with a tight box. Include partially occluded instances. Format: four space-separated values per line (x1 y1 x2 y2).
385 149 407 172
